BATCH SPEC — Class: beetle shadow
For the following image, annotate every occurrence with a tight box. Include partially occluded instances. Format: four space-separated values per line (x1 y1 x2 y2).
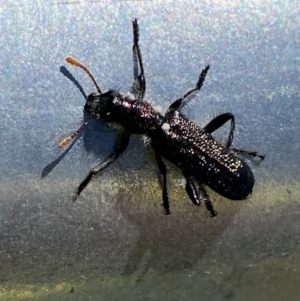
59 65 116 158
114 171 242 280
41 66 244 281
41 118 119 179
60 66 88 100
41 66 118 178
41 134 80 178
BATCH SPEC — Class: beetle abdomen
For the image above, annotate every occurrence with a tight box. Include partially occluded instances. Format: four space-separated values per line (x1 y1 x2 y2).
194 156 255 200
151 111 255 200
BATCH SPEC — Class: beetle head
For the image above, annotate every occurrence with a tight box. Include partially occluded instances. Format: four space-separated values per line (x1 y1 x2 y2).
84 90 121 120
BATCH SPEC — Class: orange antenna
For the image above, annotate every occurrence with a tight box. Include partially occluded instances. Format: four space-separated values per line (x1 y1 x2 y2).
59 120 89 148
66 56 102 94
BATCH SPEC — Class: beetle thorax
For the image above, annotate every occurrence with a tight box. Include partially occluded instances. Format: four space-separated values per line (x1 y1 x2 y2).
84 90 163 135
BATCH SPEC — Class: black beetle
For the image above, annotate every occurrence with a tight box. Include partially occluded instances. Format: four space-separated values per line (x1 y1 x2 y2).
44 19 264 216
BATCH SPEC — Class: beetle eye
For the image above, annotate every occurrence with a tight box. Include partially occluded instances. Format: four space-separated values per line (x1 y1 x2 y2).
87 93 101 103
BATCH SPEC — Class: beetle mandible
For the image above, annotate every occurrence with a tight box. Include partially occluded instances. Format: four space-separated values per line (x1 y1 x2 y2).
45 19 265 216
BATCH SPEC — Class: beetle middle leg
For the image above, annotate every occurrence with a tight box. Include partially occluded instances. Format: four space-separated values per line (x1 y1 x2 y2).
167 65 210 113
72 130 131 201
154 152 170 215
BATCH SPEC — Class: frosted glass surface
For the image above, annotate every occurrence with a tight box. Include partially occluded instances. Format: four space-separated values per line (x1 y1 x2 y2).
1 1 300 300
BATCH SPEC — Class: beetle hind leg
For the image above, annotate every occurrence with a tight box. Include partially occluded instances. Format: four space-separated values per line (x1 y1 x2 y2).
203 114 266 161
203 113 235 150
182 172 200 206
231 147 265 164
183 171 217 217
198 183 217 217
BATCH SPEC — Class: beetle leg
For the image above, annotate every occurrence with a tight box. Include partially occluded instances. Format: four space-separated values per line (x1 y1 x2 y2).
72 131 131 201
182 172 217 217
131 19 146 101
182 172 200 206
203 113 235 149
154 152 170 215
204 114 265 161
167 65 210 113
198 183 217 217
231 147 265 163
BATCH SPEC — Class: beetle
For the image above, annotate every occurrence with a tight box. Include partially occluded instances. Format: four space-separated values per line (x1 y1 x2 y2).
44 19 265 216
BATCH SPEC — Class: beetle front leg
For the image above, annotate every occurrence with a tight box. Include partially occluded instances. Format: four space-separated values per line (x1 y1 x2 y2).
154 152 170 215
72 130 131 201
131 19 146 101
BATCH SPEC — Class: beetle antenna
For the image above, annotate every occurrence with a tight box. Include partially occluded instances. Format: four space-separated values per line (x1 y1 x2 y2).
59 120 89 149
66 56 102 94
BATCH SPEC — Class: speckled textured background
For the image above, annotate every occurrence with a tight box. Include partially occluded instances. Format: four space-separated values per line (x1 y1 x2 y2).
0 1 300 300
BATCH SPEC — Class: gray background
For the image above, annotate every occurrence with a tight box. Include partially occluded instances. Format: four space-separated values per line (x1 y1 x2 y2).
0 1 300 300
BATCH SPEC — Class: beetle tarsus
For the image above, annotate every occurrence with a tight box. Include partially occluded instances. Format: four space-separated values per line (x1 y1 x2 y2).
232 147 265 163
72 193 79 202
